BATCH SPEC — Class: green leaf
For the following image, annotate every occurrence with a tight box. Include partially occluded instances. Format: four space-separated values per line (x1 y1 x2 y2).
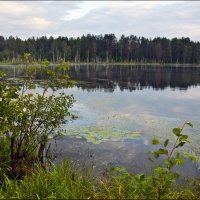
165 160 174 169
179 135 188 142
153 152 159 158
189 155 196 162
152 138 160 145
175 158 185 165
164 159 170 165
164 139 169 147
172 128 181 136
155 167 168 174
135 174 145 183
139 174 145 182
157 148 168 155
185 121 193 128
176 142 185 148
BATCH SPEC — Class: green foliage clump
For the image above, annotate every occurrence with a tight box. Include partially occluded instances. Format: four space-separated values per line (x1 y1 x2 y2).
95 166 196 199
0 53 75 179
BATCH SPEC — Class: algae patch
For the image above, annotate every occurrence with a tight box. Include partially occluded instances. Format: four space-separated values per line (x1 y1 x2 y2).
61 126 141 144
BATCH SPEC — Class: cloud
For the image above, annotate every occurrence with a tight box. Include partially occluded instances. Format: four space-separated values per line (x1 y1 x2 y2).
62 1 107 21
0 1 31 15
25 17 52 30
0 1 200 41
0 1 80 38
55 1 200 40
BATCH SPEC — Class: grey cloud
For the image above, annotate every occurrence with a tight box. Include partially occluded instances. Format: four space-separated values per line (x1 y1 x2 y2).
53 1 200 40
0 1 82 38
0 1 200 41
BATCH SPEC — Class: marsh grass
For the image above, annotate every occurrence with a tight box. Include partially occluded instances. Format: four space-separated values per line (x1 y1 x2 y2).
0 160 199 199
0 161 96 199
95 166 197 199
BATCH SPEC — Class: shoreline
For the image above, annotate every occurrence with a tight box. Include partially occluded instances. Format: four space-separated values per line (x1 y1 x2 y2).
0 62 200 68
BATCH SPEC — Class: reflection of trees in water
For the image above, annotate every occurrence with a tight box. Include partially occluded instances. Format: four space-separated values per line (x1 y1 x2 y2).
70 65 200 92
1 65 200 91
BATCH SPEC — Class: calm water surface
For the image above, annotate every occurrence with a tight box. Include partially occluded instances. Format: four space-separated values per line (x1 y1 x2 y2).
1 64 200 176
64 65 200 176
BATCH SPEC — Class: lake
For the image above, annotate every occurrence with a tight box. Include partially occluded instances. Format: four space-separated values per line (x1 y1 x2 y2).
1 64 200 176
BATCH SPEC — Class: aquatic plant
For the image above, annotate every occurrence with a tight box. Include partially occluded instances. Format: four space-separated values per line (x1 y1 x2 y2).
62 126 141 144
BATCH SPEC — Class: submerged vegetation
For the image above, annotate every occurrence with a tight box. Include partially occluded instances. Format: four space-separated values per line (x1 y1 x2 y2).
63 126 141 144
0 53 200 199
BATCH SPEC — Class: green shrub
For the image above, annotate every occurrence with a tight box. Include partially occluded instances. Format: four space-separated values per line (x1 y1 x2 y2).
0 54 75 179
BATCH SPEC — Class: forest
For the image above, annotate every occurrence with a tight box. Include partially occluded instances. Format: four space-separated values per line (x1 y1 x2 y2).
0 34 200 64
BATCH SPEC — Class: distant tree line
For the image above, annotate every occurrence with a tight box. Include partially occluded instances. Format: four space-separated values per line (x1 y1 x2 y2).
0 34 200 64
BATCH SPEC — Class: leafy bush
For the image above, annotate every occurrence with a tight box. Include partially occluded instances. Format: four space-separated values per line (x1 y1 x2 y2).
0 53 75 179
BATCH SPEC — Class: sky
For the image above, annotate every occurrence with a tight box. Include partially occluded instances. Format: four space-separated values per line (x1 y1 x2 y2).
0 1 200 41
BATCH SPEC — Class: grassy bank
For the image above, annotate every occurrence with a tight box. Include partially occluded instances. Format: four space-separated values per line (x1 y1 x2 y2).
0 160 199 199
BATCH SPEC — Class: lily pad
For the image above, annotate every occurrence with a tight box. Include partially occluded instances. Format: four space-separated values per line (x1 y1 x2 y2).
61 126 141 144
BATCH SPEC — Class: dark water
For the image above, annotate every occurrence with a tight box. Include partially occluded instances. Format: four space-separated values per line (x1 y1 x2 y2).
69 64 200 91
1 64 200 176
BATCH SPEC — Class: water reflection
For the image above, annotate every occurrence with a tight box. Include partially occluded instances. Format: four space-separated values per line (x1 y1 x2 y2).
1 64 200 176
53 136 200 178
69 64 200 91
1 64 200 91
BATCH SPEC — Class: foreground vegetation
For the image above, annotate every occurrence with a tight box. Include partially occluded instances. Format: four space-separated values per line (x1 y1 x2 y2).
0 120 199 199
0 134 199 200
0 53 75 180
0 157 199 199
0 54 200 199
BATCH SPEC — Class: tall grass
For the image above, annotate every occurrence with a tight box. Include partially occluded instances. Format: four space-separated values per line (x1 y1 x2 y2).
0 161 199 199
95 166 197 199
0 161 96 199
